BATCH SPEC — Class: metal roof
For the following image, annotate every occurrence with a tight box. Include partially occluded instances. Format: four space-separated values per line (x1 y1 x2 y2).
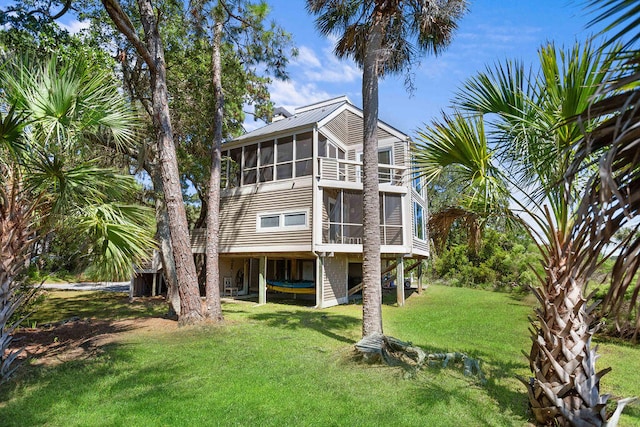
232 99 346 142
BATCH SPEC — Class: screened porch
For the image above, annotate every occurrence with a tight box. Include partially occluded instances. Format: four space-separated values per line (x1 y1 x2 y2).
322 189 404 246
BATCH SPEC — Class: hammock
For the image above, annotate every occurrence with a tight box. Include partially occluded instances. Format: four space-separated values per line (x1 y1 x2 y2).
267 280 315 295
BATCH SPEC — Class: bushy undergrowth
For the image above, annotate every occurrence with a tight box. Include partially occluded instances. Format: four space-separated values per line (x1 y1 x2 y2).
432 228 540 292
586 259 640 340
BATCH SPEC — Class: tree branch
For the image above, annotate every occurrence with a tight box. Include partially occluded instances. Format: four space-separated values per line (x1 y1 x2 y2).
218 0 252 28
101 0 156 74
50 0 73 20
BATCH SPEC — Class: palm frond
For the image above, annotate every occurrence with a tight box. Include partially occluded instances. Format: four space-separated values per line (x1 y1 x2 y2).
76 203 156 281
2 55 139 154
586 0 640 50
24 153 139 216
414 112 508 212
307 0 467 76
0 105 27 164
453 59 533 118
568 0 640 339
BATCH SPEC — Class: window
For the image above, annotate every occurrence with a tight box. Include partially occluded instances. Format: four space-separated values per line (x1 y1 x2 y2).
259 140 274 182
412 171 423 195
378 148 392 183
295 132 313 177
228 148 242 188
381 193 403 245
318 134 327 157
243 144 257 184
284 212 306 226
413 202 426 240
323 190 403 245
357 148 392 183
319 134 346 180
257 211 308 231
227 131 322 188
260 215 280 228
276 136 293 180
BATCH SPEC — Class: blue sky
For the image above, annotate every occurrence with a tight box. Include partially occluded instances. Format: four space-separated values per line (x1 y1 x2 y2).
262 0 599 136
1 0 601 136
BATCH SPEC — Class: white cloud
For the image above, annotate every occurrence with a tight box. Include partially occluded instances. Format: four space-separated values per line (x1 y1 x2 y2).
295 46 322 68
60 19 90 35
268 79 334 111
292 41 360 84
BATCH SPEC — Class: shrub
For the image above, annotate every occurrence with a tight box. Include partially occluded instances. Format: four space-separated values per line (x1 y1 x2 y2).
431 228 540 292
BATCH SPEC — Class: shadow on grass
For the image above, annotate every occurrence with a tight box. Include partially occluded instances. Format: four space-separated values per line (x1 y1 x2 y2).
31 291 167 324
0 343 151 426
406 340 530 423
594 334 640 349
248 310 360 344
409 377 527 425
621 402 640 420
380 287 419 305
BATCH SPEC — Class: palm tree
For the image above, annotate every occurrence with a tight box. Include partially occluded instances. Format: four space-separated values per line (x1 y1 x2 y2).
0 54 156 381
415 40 633 425
415 113 509 255
307 0 467 337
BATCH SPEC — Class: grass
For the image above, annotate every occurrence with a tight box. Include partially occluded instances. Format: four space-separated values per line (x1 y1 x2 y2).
1 285 638 426
27 291 168 326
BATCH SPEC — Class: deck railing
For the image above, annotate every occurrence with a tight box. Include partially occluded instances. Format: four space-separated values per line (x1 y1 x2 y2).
317 158 406 185
322 223 403 245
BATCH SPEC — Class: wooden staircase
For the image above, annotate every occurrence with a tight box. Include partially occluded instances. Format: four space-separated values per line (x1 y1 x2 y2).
348 261 424 296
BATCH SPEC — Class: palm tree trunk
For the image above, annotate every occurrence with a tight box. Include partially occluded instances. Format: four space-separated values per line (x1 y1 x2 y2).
138 0 203 324
0 175 32 380
524 215 609 426
204 16 224 321
361 11 385 338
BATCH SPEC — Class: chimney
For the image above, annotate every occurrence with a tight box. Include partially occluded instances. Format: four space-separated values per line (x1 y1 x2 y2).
272 106 292 123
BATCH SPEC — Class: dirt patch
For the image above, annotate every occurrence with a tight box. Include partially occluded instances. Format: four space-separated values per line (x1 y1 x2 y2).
8 317 177 366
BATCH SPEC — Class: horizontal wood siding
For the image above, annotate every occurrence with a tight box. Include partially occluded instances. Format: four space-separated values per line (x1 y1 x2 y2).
413 236 429 253
345 110 394 146
346 111 363 146
323 255 347 306
384 193 403 225
394 140 407 167
325 111 397 147
219 186 313 251
320 158 339 180
324 111 348 143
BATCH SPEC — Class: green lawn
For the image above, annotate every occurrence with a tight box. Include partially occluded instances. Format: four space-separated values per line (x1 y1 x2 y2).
1 286 638 426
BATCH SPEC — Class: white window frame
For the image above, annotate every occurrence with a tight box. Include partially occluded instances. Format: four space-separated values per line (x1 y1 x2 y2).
356 147 393 183
257 209 309 232
413 201 426 241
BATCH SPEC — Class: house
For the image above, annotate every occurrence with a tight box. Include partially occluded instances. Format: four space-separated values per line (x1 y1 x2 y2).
191 96 429 307
131 250 165 298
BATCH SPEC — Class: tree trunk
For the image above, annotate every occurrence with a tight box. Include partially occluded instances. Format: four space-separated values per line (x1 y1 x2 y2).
524 213 611 426
204 16 224 321
137 0 203 324
152 171 180 316
0 173 32 381
361 12 385 338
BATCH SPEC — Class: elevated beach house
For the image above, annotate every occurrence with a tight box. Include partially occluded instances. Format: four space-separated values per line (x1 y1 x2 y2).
191 96 429 307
